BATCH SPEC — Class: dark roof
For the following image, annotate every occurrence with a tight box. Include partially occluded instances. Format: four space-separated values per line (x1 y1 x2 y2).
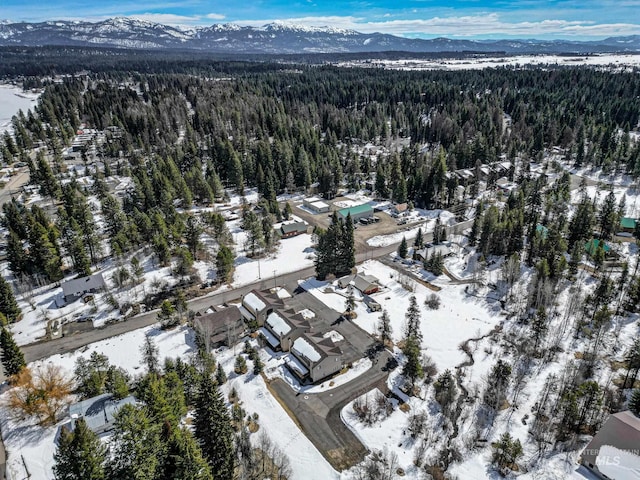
194 306 243 334
310 333 342 357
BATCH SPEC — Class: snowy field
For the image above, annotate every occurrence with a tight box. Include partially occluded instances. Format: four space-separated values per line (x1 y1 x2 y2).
302 260 503 371
0 84 40 134
337 53 640 71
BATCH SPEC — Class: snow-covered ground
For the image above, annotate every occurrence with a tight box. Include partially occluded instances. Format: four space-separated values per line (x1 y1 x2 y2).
302 260 502 372
338 54 640 71
0 84 40 134
367 209 456 247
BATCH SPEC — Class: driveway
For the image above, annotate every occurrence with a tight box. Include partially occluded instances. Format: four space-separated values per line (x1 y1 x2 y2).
268 347 393 471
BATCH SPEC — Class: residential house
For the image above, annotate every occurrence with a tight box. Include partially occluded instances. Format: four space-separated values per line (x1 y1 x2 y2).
280 221 308 238
69 393 136 434
413 244 452 262
241 289 283 326
289 333 343 383
260 308 311 351
392 203 409 216
338 273 380 295
61 273 106 304
581 410 640 479
193 305 245 347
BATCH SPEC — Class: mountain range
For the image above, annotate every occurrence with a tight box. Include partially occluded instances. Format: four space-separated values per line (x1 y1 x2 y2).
0 17 639 54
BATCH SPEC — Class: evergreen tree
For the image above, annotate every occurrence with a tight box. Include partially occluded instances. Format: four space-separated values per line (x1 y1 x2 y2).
404 295 422 341
216 245 235 284
375 163 388 198
108 404 162 480
0 327 26 377
469 201 483 246
599 190 619 241
434 370 457 411
531 307 548 354
193 373 235 480
398 236 408 259
215 363 227 385
53 418 107 480
0 276 21 322
402 336 423 393
377 309 392 347
140 336 160 376
160 426 213 480
344 287 356 314
184 215 202 258
414 228 424 249
492 432 523 471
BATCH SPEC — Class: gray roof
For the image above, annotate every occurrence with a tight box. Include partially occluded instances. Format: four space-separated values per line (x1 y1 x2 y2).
62 273 106 298
281 222 307 234
353 274 379 293
69 393 135 433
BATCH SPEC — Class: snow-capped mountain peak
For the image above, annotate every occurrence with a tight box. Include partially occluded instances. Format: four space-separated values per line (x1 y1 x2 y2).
0 17 638 54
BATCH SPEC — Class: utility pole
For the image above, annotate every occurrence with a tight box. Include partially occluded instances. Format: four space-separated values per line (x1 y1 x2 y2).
258 257 261 279
273 270 277 289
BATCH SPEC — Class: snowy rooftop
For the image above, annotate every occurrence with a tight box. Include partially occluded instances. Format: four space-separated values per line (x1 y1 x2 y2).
266 311 292 337
243 291 266 312
292 336 321 362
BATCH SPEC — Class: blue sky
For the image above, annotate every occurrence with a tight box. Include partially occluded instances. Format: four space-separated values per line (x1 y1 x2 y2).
3 0 640 40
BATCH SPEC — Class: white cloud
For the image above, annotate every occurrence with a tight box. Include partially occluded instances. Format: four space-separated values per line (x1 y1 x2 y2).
205 13 226 20
231 13 640 38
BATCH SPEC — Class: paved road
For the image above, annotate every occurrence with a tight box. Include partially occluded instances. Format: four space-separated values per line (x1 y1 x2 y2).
11 219 473 367
269 347 393 471
0 169 29 207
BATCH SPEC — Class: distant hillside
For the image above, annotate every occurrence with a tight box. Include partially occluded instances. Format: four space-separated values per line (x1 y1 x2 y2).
0 18 639 54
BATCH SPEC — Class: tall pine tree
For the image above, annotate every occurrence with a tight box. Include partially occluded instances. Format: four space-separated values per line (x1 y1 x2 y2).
0 327 26 377
193 373 235 480
53 418 107 480
0 276 21 322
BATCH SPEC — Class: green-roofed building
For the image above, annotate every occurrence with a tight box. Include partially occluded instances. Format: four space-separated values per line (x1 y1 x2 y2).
337 204 373 223
620 217 637 233
584 239 611 256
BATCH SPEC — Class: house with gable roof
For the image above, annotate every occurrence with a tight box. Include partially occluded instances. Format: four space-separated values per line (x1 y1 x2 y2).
290 332 343 383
